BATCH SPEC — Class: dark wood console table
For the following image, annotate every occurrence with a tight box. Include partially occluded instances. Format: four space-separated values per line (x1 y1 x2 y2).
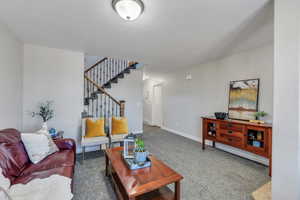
202 117 272 176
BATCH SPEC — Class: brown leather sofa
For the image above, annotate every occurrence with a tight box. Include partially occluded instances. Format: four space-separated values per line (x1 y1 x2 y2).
0 128 76 189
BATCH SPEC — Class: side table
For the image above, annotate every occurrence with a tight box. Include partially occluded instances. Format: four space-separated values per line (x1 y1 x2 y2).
51 131 64 140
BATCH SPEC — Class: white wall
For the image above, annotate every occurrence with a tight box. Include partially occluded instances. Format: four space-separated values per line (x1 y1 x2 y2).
160 44 273 163
273 1 300 199
0 21 23 129
22 44 84 145
108 69 144 133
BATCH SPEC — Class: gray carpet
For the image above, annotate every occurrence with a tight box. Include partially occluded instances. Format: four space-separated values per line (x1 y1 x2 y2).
73 125 270 200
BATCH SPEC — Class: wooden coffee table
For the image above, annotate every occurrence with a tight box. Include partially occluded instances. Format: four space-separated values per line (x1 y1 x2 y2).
105 147 183 200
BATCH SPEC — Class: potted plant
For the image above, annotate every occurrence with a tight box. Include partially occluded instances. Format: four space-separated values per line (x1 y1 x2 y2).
134 137 148 164
31 101 54 131
254 111 268 123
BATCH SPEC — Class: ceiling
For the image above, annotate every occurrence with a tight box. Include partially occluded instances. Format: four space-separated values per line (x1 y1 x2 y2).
0 0 273 74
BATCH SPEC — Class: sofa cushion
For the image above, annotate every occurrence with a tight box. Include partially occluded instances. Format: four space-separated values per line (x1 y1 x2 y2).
0 129 30 180
12 166 74 185
20 150 75 176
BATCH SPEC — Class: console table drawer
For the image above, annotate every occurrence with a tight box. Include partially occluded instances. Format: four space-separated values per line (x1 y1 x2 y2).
220 122 244 132
217 133 243 148
218 129 244 138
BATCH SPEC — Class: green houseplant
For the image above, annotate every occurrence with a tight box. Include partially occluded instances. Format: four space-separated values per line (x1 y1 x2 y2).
254 111 268 120
31 101 54 130
253 111 268 124
135 137 148 164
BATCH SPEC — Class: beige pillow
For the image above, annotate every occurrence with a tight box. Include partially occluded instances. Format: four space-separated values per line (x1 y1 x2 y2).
21 129 58 164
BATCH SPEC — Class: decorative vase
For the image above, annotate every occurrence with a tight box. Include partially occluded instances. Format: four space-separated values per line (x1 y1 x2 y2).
42 122 48 131
135 151 148 163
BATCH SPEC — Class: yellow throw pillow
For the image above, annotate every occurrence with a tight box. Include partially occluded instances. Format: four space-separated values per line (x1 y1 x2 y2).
111 117 129 135
85 118 106 138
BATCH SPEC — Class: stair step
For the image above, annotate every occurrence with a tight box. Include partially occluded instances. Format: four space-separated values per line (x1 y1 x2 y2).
117 73 124 79
103 82 111 88
124 68 131 74
130 63 137 69
111 77 118 83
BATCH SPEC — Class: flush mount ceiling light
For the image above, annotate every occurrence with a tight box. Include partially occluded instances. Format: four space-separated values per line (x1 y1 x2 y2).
112 0 144 21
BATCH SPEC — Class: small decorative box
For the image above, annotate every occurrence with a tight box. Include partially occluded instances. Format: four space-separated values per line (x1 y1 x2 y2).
253 141 261 147
122 156 151 170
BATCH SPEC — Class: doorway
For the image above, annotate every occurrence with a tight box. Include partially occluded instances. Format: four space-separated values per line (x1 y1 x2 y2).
152 84 162 127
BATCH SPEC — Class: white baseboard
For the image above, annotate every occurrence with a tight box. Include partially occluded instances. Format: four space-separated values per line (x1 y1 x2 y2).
215 143 269 165
132 130 143 134
161 126 200 142
161 126 269 166
143 119 153 126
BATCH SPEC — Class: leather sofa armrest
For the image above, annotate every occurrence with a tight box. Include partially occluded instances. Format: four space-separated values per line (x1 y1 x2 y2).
54 138 76 152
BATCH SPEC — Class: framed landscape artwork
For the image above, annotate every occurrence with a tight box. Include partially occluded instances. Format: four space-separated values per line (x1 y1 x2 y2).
228 79 259 121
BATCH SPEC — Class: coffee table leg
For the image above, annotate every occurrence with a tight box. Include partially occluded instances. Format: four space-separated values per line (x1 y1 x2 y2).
175 181 181 200
105 153 109 177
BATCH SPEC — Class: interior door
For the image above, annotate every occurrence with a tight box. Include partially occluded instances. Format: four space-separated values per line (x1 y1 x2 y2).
152 84 162 127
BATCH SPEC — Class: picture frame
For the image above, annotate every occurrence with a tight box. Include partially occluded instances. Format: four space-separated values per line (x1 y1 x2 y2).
228 79 259 121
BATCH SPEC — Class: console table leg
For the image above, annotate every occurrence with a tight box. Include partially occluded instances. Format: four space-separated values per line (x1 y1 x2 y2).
105 153 109 177
202 138 205 150
175 181 181 200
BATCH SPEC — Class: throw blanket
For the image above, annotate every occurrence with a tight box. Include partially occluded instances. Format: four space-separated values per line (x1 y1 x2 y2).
9 175 73 200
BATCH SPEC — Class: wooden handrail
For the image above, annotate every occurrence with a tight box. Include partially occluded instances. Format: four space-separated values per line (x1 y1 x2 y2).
84 75 120 105
84 57 108 73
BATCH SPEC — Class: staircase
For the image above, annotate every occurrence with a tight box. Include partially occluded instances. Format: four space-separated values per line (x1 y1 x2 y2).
83 57 138 130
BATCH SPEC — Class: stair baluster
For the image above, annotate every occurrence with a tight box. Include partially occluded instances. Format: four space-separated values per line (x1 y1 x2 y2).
96 65 99 118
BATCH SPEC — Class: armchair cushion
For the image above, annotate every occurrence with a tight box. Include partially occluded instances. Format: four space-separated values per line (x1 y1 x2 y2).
82 136 109 147
111 117 128 135
110 134 127 143
85 118 106 138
